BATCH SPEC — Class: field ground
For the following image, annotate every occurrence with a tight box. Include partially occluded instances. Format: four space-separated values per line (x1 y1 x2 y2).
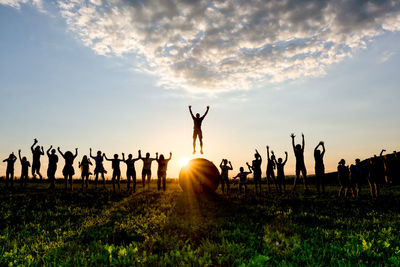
1 180 400 266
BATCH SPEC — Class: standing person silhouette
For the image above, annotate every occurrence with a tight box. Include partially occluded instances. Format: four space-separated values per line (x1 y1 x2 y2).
104 153 124 192
46 146 58 189
18 150 30 187
79 155 92 190
266 146 277 193
31 138 44 180
274 151 288 193
350 158 362 198
3 153 17 188
122 151 141 193
219 159 233 194
337 159 353 198
58 147 78 190
189 105 210 154
90 148 106 189
249 149 262 195
291 133 308 192
233 163 252 195
314 141 326 195
141 152 157 189
156 152 172 191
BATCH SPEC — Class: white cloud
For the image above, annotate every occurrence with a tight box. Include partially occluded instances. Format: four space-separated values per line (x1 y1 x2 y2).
0 0 43 11
2 0 400 91
379 51 396 63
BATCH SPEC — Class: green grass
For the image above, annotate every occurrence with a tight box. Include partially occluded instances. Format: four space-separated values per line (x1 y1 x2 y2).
1 180 400 266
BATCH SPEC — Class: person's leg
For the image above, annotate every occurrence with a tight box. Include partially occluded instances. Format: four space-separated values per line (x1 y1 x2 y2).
338 185 343 197
193 132 197 154
5 172 10 187
376 183 380 198
69 174 73 190
95 173 99 189
302 168 308 191
199 137 203 154
38 165 42 180
147 171 152 188
133 173 136 193
226 178 230 194
142 171 146 188
112 174 116 192
64 175 68 190
127 173 131 192
102 172 106 188
293 168 300 191
82 175 85 189
157 172 161 190
117 173 121 191
321 173 325 194
315 173 320 195
266 173 271 193
221 177 225 194
162 174 166 191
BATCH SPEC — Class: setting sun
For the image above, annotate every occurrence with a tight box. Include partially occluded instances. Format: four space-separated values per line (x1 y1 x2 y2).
179 157 190 167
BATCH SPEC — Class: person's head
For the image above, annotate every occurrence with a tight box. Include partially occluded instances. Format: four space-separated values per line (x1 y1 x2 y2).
159 154 165 160
146 152 150 158
35 146 40 152
314 149 321 157
22 156 27 162
278 158 283 163
254 153 260 159
51 149 56 154
65 151 73 159
240 167 244 172
128 154 133 159
223 159 228 165
114 154 118 159
339 159 345 165
82 155 88 161
271 154 276 160
196 113 200 118
8 153 13 159
295 144 301 151
355 158 360 164
97 151 102 156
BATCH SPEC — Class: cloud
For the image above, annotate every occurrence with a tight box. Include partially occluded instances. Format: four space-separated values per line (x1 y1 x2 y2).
2 0 400 91
0 0 43 11
379 51 396 63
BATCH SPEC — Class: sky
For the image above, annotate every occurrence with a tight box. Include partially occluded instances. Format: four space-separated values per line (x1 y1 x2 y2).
0 0 400 179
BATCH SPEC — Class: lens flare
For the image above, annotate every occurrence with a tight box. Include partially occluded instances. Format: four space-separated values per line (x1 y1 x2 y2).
179 157 190 167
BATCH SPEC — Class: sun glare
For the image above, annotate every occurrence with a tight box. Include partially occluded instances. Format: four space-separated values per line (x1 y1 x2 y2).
179 157 190 167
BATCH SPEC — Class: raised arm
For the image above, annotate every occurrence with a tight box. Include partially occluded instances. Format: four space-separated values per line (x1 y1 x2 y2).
290 133 296 151
136 150 142 161
103 153 111 161
302 133 305 151
47 145 52 157
246 162 252 173
256 149 262 163
18 149 22 162
168 152 172 161
228 161 233 170
321 142 325 157
57 147 65 158
380 149 386 157
201 106 210 119
220 159 224 168
188 105 195 120
283 152 288 165
266 146 270 160
40 146 44 155
31 138 37 153
122 153 126 162
74 148 78 158
154 152 159 161
89 148 95 159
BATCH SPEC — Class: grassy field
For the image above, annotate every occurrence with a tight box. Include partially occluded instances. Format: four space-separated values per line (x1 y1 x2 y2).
1 180 400 266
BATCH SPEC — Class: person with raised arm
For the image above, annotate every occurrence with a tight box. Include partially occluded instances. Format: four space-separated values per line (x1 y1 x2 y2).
90 148 106 189
122 150 141 193
266 146 277 193
31 138 44 180
58 147 78 190
79 155 92 190
156 152 172 191
220 159 233 194
314 141 326 195
249 149 262 195
18 150 30 187
46 145 58 189
3 152 17 188
274 151 288 193
141 152 157 189
291 133 308 192
233 163 252 195
189 105 210 154
104 153 124 193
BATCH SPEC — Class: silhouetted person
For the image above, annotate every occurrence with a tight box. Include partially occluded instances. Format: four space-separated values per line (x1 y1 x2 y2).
220 159 233 194
274 151 288 193
248 149 262 195
350 159 362 198
141 152 157 189
291 133 308 191
122 150 141 193
385 151 397 184
46 145 58 189
31 138 44 180
337 159 353 198
90 148 106 189
79 155 92 190
389 151 400 184
368 149 386 198
104 153 124 192
156 152 172 191
58 147 78 190
233 163 252 195
18 150 30 187
3 153 17 188
314 141 326 195
189 105 209 154
266 146 277 192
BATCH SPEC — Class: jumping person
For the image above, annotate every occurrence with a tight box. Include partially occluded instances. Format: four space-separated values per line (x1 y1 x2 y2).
58 147 78 190
79 155 92 190
266 146 277 193
18 150 30 187
156 152 172 191
3 153 17 188
314 141 326 195
248 149 262 195
141 152 157 189
337 159 353 198
90 148 106 189
122 151 141 193
233 163 252 195
291 133 308 192
104 153 124 192
274 151 288 193
31 138 44 180
46 146 58 189
188 105 210 154
220 159 233 194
